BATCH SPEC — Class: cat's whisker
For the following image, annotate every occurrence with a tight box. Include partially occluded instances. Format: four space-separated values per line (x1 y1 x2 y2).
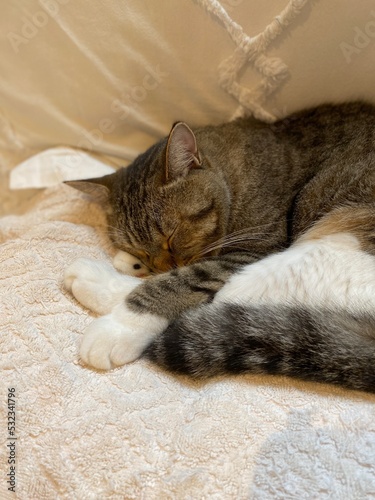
199 224 276 248
198 236 266 257
105 224 123 239
201 236 261 252
198 230 269 256
197 223 277 251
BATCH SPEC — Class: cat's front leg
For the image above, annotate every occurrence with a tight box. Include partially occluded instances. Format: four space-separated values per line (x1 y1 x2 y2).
64 257 168 369
77 252 254 370
80 303 168 370
125 252 255 320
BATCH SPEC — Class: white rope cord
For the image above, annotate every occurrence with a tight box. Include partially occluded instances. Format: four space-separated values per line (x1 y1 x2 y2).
194 0 312 122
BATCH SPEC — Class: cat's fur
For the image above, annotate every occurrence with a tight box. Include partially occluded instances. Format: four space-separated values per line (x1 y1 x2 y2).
65 102 375 393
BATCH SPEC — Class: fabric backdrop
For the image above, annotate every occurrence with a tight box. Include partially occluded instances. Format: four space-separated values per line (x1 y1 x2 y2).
1 0 375 212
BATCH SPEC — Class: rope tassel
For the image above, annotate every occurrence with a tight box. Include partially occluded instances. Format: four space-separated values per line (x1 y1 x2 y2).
194 0 312 122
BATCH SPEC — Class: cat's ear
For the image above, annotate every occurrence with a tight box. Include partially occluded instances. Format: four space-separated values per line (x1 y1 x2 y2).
64 173 114 204
165 122 202 182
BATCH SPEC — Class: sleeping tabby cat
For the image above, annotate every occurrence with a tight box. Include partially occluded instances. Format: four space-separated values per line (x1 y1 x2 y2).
65 102 375 393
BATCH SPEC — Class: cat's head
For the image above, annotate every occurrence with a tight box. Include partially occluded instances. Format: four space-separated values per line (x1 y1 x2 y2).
67 122 230 272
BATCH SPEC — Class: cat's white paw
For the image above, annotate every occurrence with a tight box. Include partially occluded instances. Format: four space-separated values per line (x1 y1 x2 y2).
79 303 168 370
64 258 142 315
113 250 150 277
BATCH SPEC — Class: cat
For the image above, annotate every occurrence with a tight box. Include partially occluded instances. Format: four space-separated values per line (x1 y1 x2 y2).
65 101 375 393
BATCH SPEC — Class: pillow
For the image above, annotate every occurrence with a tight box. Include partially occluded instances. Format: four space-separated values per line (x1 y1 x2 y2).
2 0 375 193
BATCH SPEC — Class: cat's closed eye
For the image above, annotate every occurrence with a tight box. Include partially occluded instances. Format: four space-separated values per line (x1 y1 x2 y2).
184 200 216 222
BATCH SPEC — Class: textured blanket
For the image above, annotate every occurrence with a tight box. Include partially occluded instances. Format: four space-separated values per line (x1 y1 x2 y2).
1 185 375 499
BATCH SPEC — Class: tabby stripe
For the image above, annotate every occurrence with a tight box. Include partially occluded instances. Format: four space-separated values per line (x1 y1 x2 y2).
161 329 190 373
153 213 164 234
191 267 212 282
189 286 216 301
126 296 149 312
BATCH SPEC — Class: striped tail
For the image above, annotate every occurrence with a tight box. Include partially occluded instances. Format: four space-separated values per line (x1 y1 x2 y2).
145 302 375 393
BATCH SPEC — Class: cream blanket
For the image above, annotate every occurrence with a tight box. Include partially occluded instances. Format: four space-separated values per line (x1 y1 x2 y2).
2 0 375 497
1 185 375 499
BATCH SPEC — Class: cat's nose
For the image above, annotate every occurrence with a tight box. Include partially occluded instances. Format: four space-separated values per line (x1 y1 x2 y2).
151 251 186 272
151 251 176 272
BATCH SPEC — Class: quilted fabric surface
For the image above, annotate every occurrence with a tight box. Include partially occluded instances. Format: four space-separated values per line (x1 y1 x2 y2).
1 186 375 499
